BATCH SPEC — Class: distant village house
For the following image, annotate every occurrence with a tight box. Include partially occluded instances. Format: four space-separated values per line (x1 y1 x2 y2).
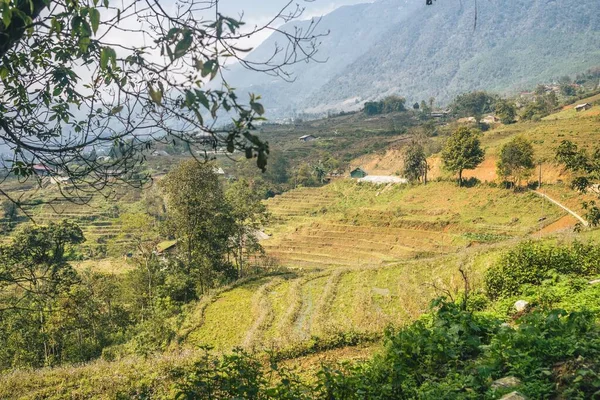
575 103 592 112
32 164 53 176
299 135 317 142
481 115 500 124
350 167 368 179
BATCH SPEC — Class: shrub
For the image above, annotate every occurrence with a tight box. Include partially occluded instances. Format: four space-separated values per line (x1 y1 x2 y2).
485 241 600 299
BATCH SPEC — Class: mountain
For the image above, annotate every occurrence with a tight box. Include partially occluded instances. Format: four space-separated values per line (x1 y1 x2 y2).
226 0 600 117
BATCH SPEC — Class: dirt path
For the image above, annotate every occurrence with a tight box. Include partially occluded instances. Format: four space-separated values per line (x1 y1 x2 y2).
532 190 589 227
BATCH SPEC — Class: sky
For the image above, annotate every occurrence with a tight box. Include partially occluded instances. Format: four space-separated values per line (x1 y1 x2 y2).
215 0 371 48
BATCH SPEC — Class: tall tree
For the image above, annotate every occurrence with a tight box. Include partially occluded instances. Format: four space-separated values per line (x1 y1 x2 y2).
160 160 235 296
225 179 269 276
497 137 535 188
402 141 429 184
555 140 600 226
441 127 485 186
0 221 85 366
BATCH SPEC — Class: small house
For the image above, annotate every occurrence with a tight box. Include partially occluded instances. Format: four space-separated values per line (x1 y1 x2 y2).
156 240 178 256
575 103 592 112
481 115 499 124
213 167 225 175
299 135 317 142
151 150 170 157
32 164 53 176
350 167 368 179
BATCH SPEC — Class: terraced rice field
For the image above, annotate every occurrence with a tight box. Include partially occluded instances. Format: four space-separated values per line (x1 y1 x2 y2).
261 181 565 268
0 192 134 255
178 249 498 352
175 180 572 352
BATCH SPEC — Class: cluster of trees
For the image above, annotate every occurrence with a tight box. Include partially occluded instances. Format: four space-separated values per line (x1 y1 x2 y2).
450 91 518 125
437 126 535 189
293 156 343 187
450 91 497 123
0 161 270 370
363 96 407 115
520 89 559 121
555 140 600 226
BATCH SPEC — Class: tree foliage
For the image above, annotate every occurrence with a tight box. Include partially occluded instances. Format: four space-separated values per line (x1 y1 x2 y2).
450 91 497 122
497 137 535 188
402 141 428 183
225 179 269 276
160 160 236 297
555 140 600 225
441 127 484 185
494 99 517 124
0 221 87 367
0 0 323 203
363 96 407 115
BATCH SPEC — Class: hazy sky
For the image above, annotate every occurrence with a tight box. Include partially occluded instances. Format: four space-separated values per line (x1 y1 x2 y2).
215 0 371 48
217 0 370 20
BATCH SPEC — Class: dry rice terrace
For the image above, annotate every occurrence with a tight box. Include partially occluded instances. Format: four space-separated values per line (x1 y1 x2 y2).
174 179 572 352
262 181 565 268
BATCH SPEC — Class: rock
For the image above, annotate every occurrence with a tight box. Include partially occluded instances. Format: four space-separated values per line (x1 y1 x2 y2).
589 279 600 285
514 300 529 312
499 391 526 400
492 376 522 390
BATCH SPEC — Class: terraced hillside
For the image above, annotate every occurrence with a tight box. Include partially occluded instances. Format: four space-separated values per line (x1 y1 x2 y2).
261 181 565 268
0 186 139 256
170 179 572 352
178 250 496 352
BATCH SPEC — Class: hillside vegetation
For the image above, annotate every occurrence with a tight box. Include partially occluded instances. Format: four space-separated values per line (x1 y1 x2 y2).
226 0 600 115
2 92 600 399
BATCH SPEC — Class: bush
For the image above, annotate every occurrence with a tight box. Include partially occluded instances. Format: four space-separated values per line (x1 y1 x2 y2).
485 241 600 299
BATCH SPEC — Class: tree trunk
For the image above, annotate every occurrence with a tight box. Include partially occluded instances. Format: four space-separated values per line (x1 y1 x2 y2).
458 169 463 186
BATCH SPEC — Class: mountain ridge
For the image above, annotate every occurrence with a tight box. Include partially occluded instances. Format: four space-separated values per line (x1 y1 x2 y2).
226 0 600 118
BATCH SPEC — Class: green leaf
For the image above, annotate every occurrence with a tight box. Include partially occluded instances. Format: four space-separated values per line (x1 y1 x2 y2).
148 85 163 105
0 66 8 80
194 90 210 110
193 109 204 126
174 30 192 59
251 102 265 116
89 8 100 34
2 6 12 28
110 105 123 115
201 60 214 78
257 150 267 172
100 47 116 69
185 90 195 106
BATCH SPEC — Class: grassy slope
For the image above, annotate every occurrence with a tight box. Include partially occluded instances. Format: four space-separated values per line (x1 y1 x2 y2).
3 102 600 398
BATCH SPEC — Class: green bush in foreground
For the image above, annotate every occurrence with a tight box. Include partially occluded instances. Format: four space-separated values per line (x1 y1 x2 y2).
485 241 600 299
170 300 600 399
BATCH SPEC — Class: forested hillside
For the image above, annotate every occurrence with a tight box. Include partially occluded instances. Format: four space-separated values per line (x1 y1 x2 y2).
227 0 600 116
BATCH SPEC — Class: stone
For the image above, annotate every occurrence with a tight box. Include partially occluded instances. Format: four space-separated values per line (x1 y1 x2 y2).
514 300 529 312
492 376 522 390
589 279 600 285
499 391 526 400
